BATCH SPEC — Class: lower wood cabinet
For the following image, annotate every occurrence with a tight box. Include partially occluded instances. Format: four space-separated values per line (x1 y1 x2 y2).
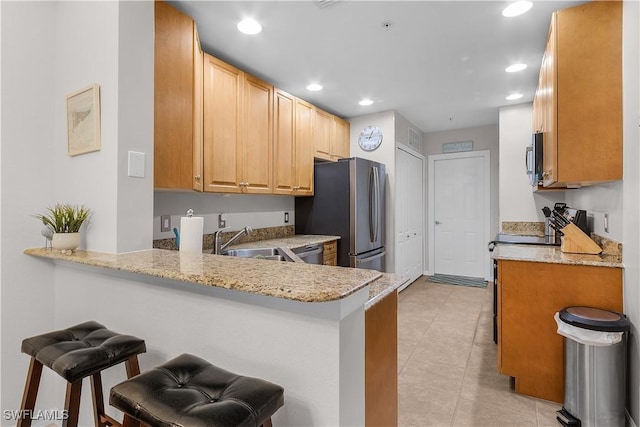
323 240 337 266
497 260 623 403
365 290 398 426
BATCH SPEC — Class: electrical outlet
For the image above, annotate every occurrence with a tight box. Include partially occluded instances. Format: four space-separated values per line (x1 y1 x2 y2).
284 212 289 223
218 214 226 228
161 215 171 232
604 213 609 233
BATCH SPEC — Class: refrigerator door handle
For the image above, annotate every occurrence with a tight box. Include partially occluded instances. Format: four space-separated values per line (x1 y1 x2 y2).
369 167 375 243
369 166 380 243
355 250 386 264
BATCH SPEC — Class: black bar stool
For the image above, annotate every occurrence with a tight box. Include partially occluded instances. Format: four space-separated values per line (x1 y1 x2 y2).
18 321 146 427
110 353 284 427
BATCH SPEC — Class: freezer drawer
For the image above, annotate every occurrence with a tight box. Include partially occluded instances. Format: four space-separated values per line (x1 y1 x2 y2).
350 248 385 272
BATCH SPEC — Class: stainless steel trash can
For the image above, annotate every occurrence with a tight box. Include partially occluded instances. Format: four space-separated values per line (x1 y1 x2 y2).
555 306 630 427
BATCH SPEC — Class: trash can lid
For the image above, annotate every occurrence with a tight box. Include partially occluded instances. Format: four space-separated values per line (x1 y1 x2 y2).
559 306 630 332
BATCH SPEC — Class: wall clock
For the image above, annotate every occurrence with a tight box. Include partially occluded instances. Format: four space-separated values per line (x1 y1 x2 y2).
358 125 383 151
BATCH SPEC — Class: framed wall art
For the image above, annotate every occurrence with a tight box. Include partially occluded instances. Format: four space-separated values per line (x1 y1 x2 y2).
66 83 101 156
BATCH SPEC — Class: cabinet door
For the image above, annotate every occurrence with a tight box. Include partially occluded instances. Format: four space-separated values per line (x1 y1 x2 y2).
332 116 350 160
203 54 242 193
192 25 203 191
541 17 557 187
154 2 195 190
313 108 333 161
273 89 295 195
498 260 622 403
294 98 315 196
242 75 273 194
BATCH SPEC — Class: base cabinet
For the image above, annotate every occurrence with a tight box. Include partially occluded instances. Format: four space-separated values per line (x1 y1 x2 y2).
365 291 398 426
497 260 622 402
323 240 337 266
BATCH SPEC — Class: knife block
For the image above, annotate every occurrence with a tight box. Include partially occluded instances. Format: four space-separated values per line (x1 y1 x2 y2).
560 223 602 254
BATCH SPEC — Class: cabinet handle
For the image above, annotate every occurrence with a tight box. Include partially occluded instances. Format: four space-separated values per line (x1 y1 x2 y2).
194 175 201 181
293 185 300 190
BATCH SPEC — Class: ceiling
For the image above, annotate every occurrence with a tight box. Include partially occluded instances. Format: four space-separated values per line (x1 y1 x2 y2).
169 0 586 134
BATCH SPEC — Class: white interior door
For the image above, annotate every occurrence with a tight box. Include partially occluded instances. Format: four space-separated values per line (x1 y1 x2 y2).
430 151 489 279
395 147 424 283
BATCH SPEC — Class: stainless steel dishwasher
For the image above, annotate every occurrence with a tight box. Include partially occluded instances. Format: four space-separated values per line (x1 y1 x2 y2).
292 245 323 264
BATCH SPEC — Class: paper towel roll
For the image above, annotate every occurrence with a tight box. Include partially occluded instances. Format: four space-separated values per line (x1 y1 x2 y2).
179 216 203 253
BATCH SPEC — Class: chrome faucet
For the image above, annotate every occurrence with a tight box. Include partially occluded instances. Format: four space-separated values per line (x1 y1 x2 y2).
213 226 253 255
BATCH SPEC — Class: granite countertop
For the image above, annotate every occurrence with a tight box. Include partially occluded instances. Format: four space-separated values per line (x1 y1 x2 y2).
224 234 341 251
365 273 409 310
231 234 407 305
491 244 623 268
24 248 382 303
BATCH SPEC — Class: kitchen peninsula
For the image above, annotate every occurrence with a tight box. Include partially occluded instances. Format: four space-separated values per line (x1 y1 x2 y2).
24 247 405 426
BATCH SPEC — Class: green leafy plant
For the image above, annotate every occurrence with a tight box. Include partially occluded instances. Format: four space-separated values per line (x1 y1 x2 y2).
34 204 92 233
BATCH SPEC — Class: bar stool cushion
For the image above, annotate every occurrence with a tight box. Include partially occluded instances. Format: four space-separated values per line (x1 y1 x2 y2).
21 320 146 383
110 353 285 427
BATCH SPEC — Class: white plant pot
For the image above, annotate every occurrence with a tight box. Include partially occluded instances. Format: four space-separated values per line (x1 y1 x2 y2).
51 232 81 252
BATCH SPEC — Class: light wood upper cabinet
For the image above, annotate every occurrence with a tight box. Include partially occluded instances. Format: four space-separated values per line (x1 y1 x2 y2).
313 108 333 160
242 74 273 194
203 54 242 193
202 54 273 194
273 89 296 195
193 25 203 192
273 90 315 196
332 116 351 160
294 98 315 196
314 108 350 162
533 1 622 188
154 1 198 190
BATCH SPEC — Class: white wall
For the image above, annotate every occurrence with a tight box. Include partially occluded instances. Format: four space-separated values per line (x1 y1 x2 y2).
423 124 499 271
496 2 640 422
153 192 294 239
498 104 565 227
1 2 154 423
583 0 640 422
1 2 59 416
348 111 397 273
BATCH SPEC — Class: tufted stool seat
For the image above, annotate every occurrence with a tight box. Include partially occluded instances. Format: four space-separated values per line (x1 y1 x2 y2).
19 321 146 427
110 353 285 427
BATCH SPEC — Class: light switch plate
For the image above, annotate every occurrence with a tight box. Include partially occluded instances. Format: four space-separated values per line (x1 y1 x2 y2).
128 151 145 178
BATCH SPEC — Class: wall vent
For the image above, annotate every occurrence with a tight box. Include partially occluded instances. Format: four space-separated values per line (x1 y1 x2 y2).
314 0 339 9
408 127 422 152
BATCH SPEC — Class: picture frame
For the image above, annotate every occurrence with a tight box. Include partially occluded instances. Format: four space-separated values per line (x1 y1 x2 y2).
66 83 101 156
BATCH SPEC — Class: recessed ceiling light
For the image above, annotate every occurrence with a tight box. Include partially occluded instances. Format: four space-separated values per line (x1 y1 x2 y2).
506 93 524 101
502 1 533 17
505 63 527 73
359 99 374 106
237 18 262 35
306 83 323 91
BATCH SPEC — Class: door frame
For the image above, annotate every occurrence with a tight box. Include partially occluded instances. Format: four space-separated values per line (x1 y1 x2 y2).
427 150 491 280
395 144 425 291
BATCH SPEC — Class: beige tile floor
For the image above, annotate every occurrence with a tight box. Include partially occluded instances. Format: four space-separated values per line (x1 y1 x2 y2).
398 278 562 427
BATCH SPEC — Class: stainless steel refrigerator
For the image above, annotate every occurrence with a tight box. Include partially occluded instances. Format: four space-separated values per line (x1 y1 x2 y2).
295 157 386 271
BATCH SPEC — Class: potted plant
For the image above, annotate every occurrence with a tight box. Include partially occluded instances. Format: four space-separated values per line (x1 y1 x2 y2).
34 204 92 252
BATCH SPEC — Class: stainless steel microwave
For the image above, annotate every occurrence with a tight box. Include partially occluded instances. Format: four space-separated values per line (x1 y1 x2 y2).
526 132 543 186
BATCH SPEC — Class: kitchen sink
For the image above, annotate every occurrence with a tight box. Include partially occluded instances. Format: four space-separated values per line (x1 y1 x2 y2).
221 247 294 262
